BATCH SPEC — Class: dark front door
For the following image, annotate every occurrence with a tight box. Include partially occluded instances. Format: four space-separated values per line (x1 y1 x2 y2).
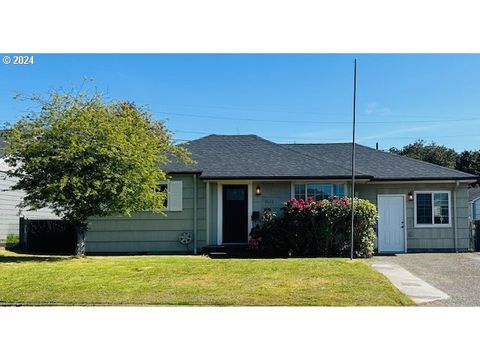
223 185 248 243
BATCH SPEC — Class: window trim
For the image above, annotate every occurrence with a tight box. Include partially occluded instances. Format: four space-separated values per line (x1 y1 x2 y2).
290 182 347 201
414 190 452 228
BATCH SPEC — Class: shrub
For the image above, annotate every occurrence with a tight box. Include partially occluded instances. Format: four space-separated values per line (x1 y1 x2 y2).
249 197 378 258
5 233 20 250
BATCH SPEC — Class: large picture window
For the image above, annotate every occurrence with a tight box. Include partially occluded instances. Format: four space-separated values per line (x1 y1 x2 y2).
414 191 451 227
293 183 345 201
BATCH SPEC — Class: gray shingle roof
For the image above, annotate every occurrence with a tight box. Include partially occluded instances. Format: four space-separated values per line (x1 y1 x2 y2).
164 135 368 179
165 135 478 181
469 186 480 201
284 143 477 181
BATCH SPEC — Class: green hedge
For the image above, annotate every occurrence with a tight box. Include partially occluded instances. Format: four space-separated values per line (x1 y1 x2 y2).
249 197 378 258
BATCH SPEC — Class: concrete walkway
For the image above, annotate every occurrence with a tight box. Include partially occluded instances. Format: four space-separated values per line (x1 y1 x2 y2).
371 261 449 304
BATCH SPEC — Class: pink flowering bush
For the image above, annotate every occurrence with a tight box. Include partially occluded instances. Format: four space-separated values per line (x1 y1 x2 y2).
249 197 378 258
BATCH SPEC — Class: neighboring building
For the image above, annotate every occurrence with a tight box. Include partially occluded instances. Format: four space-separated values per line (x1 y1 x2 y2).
0 158 58 241
469 186 480 221
87 135 479 254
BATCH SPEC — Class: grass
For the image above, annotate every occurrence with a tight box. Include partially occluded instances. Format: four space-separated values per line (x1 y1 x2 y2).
5 234 19 249
0 249 413 306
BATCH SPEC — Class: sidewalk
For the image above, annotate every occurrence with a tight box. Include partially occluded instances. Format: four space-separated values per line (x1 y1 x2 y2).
371 261 449 304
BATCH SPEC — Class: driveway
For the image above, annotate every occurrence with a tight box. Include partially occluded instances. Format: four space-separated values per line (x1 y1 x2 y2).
371 252 480 306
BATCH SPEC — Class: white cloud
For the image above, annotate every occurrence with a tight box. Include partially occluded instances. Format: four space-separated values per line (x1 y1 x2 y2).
365 102 392 116
359 126 431 141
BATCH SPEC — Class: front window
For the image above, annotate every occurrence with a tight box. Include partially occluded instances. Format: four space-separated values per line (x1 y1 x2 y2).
156 183 168 207
294 183 345 201
415 191 450 226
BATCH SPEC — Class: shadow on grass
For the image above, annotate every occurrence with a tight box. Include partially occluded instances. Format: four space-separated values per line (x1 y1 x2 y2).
0 247 74 263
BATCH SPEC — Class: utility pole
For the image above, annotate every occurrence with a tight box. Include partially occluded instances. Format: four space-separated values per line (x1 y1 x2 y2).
350 59 357 260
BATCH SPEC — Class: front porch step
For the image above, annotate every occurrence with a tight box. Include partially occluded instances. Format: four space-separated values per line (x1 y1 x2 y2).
201 244 249 258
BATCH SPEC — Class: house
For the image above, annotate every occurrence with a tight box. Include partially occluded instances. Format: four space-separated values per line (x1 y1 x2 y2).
86 135 478 254
469 186 480 221
0 158 58 242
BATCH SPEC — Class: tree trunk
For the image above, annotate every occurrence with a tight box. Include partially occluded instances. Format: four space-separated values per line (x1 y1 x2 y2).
75 223 88 256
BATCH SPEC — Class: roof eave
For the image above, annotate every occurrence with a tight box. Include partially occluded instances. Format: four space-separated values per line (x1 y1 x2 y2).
199 175 373 180
370 177 479 183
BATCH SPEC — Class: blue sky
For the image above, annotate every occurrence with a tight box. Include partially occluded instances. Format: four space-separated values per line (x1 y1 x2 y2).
1 54 479 151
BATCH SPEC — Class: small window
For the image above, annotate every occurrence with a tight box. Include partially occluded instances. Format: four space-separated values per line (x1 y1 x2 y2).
294 184 305 200
226 188 245 201
415 191 450 227
156 183 169 208
293 183 345 201
155 181 183 211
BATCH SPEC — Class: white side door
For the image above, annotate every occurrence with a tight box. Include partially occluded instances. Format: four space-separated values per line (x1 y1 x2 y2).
378 195 406 253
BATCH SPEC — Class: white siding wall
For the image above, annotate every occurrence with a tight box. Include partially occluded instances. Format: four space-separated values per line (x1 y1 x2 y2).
0 171 58 240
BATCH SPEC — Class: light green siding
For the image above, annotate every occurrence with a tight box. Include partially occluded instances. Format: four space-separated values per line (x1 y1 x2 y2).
87 176 471 253
357 182 470 251
86 174 207 253
252 181 291 214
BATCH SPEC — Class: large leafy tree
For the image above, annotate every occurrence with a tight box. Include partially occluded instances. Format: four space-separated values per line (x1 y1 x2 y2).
4 89 191 255
389 139 480 185
456 150 480 176
389 139 458 168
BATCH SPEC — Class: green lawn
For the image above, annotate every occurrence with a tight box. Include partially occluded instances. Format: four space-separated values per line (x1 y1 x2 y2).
0 249 412 306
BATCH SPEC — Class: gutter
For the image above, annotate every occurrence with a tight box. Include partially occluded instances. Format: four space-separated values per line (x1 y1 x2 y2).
370 177 479 182
193 173 198 254
199 175 372 180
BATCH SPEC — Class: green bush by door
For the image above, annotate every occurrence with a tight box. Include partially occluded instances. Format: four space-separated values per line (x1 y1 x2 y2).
249 197 378 258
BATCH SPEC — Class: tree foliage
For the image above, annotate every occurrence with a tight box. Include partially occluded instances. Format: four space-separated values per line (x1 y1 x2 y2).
389 139 480 178
389 139 458 168
4 89 192 227
456 150 480 176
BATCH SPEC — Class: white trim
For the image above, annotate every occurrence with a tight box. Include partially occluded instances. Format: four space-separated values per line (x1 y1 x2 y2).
377 194 407 253
247 183 253 241
414 190 452 228
453 183 458 252
216 181 252 245
471 196 480 204
217 184 222 245
206 181 210 246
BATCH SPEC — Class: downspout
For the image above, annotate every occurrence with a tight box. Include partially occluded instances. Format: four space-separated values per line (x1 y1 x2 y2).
193 174 198 254
454 180 459 253
206 181 210 246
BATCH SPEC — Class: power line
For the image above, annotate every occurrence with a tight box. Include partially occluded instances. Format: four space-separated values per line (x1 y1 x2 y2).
158 111 480 125
149 101 480 120
171 129 480 141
